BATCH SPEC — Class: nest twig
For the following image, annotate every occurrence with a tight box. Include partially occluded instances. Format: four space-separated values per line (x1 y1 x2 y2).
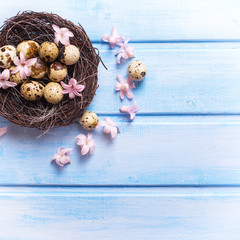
0 11 100 130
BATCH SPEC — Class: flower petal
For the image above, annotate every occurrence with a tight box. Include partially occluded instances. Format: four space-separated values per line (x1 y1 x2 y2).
13 56 21 66
4 81 17 88
111 127 117 138
60 36 70 46
130 112 136 120
52 24 61 33
81 145 90 155
23 65 31 77
1 69 10 81
116 53 122 64
25 58 37 66
120 105 130 113
11 65 22 74
54 33 61 46
120 90 125 100
101 34 110 42
125 89 134 99
0 127 7 137
19 68 27 80
20 52 25 62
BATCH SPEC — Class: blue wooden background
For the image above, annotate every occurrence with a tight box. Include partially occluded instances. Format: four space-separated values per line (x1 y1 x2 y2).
1 0 240 239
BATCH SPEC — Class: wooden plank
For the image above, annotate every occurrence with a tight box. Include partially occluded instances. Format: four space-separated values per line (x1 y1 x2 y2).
1 115 240 185
90 42 240 114
0 187 240 239
1 0 240 41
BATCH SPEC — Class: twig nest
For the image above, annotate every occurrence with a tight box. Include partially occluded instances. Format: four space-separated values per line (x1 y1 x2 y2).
44 82 63 104
30 58 47 79
9 66 26 84
20 80 44 101
79 111 98 130
48 62 67 82
0 11 100 130
16 40 39 59
0 45 16 68
59 45 80 65
128 60 147 81
39 41 59 62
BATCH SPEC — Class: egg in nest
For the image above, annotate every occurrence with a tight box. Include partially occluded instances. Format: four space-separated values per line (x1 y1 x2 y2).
16 40 40 60
0 45 16 68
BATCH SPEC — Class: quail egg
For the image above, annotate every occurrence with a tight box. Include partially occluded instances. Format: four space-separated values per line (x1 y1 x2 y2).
59 45 80 65
79 111 98 130
128 60 147 81
44 82 63 104
30 58 47 79
0 45 16 68
9 66 27 84
39 41 59 62
16 40 40 60
20 80 44 101
48 62 67 82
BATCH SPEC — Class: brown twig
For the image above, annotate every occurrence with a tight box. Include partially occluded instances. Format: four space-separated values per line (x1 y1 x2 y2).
0 11 100 130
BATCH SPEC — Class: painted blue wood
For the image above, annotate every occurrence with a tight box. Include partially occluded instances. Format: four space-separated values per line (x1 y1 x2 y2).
90 43 240 114
0 187 240 240
0 0 239 238
0 115 240 185
0 0 240 42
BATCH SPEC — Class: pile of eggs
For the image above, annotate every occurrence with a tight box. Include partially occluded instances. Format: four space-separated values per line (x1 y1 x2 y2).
0 40 80 104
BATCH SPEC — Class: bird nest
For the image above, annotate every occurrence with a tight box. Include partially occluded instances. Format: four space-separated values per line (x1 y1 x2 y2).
0 11 100 130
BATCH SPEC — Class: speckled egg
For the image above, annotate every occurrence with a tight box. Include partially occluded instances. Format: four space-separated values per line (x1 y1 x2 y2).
128 60 147 81
44 82 63 104
79 111 98 130
20 80 44 101
16 40 40 60
9 66 27 84
31 58 47 79
59 45 80 65
48 62 67 82
0 45 16 68
39 42 59 62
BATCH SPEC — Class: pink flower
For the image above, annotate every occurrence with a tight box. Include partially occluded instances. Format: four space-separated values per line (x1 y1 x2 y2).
115 75 135 100
0 69 17 89
51 147 73 167
102 26 124 48
11 52 37 79
97 117 120 138
52 24 74 46
115 38 134 64
76 132 95 155
120 100 140 120
61 78 85 99
0 127 7 137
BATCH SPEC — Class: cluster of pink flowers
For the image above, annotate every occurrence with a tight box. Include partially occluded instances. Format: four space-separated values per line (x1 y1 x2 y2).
52 26 142 167
102 26 134 64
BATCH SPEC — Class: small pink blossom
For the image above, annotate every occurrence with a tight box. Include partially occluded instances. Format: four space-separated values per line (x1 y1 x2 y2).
102 26 124 48
120 100 140 120
52 24 74 46
115 38 134 64
115 75 135 100
11 52 37 79
0 127 7 137
97 117 120 139
61 78 85 99
76 132 95 155
51 147 73 167
0 69 17 89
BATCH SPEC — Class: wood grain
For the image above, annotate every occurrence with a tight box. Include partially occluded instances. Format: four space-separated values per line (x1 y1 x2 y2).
1 0 240 42
0 187 240 240
90 43 240 114
1 115 240 186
